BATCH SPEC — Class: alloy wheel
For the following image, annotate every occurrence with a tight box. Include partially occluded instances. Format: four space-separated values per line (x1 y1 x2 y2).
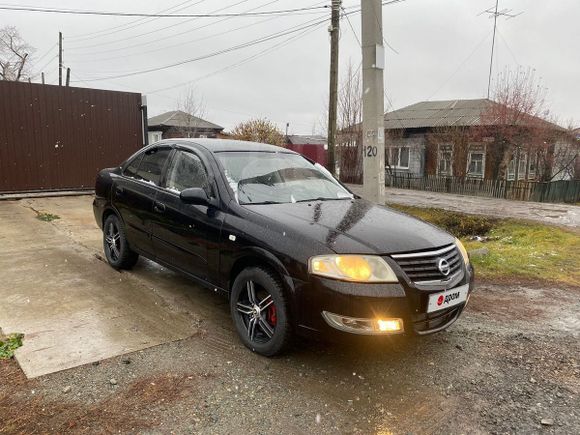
105 221 121 261
235 281 277 344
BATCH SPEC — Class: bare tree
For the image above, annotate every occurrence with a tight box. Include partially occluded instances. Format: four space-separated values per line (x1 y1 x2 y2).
481 67 555 180
230 118 285 146
336 61 363 183
175 86 206 137
0 26 35 81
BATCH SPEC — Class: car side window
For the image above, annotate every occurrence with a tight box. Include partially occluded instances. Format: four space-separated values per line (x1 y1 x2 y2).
123 153 143 178
134 148 172 186
164 150 210 194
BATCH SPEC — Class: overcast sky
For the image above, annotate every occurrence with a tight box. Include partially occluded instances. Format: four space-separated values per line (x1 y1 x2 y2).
3 0 579 133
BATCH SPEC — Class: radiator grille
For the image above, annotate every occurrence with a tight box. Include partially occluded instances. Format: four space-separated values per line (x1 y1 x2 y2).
391 244 463 284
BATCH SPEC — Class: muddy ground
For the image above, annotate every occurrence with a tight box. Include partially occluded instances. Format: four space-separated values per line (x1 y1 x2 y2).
0 196 579 434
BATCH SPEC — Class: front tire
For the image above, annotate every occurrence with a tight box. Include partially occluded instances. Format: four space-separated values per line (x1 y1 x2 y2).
230 267 292 356
103 214 139 270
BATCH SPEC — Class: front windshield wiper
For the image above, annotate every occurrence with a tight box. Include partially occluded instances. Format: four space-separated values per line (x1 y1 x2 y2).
294 196 351 203
241 200 285 205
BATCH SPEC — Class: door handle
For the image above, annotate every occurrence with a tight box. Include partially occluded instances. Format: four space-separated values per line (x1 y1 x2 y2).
115 186 124 196
153 201 166 213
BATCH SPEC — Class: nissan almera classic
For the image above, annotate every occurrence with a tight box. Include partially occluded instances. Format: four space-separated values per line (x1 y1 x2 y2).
93 139 474 356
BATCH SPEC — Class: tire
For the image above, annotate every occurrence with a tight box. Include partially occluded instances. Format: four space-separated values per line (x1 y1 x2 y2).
230 267 293 357
103 214 139 270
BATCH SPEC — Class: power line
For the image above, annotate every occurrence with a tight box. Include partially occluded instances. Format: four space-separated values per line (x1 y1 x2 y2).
66 0 269 52
68 0 288 57
0 4 329 18
71 15 330 83
68 0 209 41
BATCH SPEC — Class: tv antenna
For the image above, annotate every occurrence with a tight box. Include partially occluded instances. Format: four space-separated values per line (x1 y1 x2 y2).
479 1 523 98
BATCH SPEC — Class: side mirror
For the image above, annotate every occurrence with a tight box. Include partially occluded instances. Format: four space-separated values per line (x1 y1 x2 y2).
180 187 209 205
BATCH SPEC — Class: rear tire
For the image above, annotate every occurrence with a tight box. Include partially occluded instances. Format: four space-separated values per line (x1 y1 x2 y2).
103 214 139 270
230 267 292 357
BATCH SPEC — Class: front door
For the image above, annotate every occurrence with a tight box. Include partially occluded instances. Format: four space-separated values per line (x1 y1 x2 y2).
150 149 221 281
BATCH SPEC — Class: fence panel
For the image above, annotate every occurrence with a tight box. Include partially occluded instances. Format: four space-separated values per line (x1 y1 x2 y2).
0 81 143 193
384 173 580 204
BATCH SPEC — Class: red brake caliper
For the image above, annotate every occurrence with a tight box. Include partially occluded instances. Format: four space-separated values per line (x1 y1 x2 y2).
267 304 277 326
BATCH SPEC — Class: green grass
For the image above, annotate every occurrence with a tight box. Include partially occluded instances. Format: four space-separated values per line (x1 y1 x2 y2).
389 204 580 286
0 333 24 359
36 212 60 222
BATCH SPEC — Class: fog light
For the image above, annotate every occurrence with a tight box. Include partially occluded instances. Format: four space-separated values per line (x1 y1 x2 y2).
322 311 404 335
377 319 402 332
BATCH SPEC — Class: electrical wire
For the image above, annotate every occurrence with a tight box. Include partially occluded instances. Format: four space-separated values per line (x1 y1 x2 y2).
0 4 329 18
68 0 286 56
71 15 329 82
68 0 209 41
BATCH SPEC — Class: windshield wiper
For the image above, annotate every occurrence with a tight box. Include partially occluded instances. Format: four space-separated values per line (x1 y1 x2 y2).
294 197 350 203
241 200 285 205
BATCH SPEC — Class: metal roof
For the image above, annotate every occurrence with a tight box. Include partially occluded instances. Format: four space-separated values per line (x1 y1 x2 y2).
384 98 563 131
286 134 327 146
148 110 224 130
384 99 491 130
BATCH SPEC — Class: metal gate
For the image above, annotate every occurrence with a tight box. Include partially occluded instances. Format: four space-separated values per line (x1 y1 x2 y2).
0 81 144 193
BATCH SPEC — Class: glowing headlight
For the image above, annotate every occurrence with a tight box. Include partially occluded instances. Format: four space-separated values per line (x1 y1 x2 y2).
309 255 398 283
455 238 470 265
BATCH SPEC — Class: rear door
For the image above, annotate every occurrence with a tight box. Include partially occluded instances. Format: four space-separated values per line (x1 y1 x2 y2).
150 148 222 281
113 146 172 256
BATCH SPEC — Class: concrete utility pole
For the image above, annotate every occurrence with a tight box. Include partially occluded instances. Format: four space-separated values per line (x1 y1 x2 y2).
361 0 386 204
66 67 70 86
326 0 341 175
58 32 63 86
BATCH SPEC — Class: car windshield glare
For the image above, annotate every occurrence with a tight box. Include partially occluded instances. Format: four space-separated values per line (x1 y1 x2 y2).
215 151 353 205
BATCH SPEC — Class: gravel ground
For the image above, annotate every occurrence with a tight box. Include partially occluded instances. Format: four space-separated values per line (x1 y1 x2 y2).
1 278 579 434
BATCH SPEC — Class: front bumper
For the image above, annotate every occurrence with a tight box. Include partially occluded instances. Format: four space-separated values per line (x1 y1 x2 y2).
294 263 474 338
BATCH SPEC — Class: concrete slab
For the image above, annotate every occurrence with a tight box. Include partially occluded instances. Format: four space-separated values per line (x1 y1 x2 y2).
0 198 198 378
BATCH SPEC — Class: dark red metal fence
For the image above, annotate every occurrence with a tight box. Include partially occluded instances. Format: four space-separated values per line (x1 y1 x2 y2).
0 81 144 193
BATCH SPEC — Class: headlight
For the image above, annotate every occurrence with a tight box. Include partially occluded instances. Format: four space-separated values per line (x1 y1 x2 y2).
455 238 470 265
309 255 398 283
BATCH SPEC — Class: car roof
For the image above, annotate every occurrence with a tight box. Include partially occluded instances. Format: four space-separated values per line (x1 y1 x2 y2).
165 138 297 154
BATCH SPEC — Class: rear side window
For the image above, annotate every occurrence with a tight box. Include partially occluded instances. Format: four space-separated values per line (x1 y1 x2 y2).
135 148 171 186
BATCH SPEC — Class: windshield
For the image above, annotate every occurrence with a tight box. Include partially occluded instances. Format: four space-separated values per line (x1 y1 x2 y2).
215 151 353 205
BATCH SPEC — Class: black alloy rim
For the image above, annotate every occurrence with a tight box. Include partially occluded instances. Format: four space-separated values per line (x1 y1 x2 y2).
235 280 277 344
105 221 121 261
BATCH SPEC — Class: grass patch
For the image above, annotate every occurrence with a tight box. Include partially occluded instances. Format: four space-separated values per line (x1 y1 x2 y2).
0 333 24 359
389 204 580 286
36 212 60 222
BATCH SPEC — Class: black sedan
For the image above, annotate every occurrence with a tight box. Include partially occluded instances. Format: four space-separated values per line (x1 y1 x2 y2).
93 139 474 356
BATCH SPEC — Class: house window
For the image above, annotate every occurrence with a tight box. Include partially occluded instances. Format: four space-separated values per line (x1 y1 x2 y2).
507 152 527 180
528 155 537 179
467 152 484 178
437 145 453 176
391 146 410 169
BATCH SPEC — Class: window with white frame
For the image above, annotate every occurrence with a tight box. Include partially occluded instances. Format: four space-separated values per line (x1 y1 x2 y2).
467 151 484 178
528 154 537 179
507 151 527 180
437 144 453 176
390 146 410 169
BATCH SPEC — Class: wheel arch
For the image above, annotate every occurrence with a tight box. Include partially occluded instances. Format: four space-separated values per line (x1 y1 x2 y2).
228 248 296 298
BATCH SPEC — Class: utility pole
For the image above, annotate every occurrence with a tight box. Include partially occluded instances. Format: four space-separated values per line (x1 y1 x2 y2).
326 0 341 175
41 72 45 84
66 67 70 86
361 0 385 204
58 32 63 86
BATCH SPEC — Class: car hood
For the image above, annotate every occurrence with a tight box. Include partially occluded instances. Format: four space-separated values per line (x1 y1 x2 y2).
245 198 454 255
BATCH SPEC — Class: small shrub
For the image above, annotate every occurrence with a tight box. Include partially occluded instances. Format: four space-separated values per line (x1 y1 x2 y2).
435 213 496 238
0 333 24 359
36 212 60 222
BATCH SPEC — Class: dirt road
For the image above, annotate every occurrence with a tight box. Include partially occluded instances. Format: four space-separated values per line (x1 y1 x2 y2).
348 186 580 229
1 196 579 434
